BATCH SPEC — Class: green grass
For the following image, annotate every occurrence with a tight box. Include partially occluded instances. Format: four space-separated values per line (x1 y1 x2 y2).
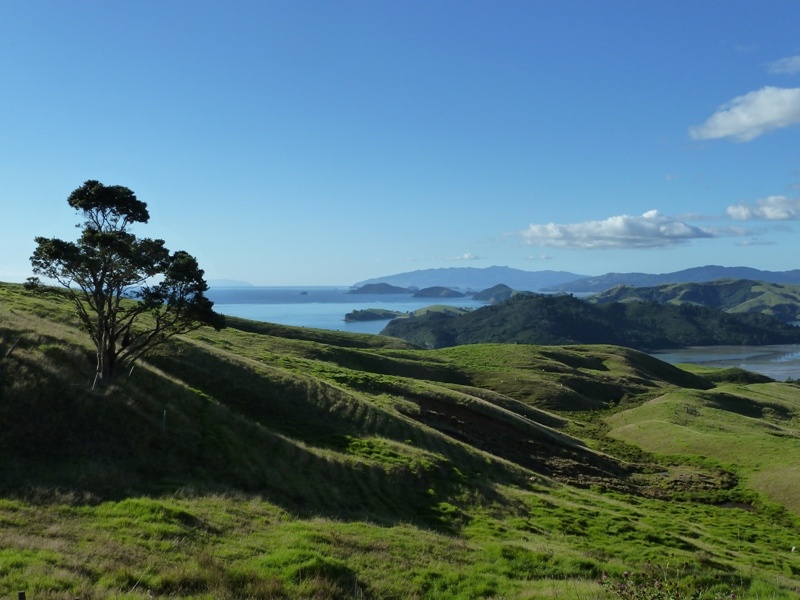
410 305 473 317
604 383 800 513
2 281 800 598
3 487 799 598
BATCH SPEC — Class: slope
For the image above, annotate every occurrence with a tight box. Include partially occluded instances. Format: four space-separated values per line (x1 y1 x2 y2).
591 278 800 322
550 265 800 293
605 378 800 513
2 282 800 599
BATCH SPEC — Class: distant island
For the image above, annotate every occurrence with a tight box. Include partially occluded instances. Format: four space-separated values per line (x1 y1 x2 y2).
346 283 411 294
471 283 516 303
345 284 506 325
412 286 465 298
347 283 468 298
346 305 471 323
344 308 405 322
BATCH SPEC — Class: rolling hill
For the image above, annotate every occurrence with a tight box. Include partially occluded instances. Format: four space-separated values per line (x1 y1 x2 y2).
590 278 800 322
549 265 800 293
2 281 800 598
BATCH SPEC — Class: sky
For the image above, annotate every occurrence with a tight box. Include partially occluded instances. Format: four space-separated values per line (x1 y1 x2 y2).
3 1 800 286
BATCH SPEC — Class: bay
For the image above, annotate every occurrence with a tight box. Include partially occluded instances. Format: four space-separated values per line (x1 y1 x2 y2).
207 287 800 380
207 286 487 335
651 345 800 381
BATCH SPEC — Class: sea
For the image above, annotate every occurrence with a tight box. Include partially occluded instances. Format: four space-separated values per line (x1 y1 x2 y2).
207 286 487 335
650 345 800 382
208 286 800 381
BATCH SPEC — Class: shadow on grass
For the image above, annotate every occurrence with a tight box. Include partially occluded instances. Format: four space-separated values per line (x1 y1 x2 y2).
703 391 792 420
0 334 529 531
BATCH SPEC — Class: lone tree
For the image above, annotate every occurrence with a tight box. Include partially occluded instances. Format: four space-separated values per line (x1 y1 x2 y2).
31 180 224 386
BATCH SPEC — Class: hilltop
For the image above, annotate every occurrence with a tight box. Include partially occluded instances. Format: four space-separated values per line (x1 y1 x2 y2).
471 283 517 303
549 265 800 293
591 278 800 322
381 291 800 350
2 281 800 598
346 282 410 294
412 286 466 298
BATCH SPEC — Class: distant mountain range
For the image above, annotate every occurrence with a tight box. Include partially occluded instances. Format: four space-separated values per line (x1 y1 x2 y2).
354 265 800 294
353 266 587 291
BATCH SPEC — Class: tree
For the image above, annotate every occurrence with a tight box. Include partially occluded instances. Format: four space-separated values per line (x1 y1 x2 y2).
31 180 224 386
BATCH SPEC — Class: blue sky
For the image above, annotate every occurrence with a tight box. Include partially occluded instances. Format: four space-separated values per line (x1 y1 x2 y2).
3 1 800 285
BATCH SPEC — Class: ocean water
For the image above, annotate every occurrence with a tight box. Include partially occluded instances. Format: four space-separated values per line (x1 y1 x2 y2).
651 344 800 382
207 287 800 379
207 286 487 335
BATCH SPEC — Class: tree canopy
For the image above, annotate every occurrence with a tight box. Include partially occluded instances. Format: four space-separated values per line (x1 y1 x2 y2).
31 180 224 386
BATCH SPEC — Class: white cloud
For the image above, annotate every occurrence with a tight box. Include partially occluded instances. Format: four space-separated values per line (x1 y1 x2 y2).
675 211 718 222
768 55 800 75
736 239 777 247
689 86 800 141
726 195 800 220
449 253 479 261
520 210 714 249
707 225 751 237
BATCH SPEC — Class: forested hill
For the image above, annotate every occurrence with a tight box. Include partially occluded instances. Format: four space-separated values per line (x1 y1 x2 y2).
381 292 800 350
590 279 800 322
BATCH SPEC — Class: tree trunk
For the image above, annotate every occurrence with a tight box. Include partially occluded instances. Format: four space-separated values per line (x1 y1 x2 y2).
94 339 117 388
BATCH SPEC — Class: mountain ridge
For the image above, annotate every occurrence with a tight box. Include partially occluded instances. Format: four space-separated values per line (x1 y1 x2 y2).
550 265 800 292
354 265 800 294
590 278 800 322
354 265 587 291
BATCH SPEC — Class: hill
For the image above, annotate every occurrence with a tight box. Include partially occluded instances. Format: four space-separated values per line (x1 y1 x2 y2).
591 278 800 322
354 265 587 291
2 281 800 598
381 292 800 350
549 265 800 293
343 307 405 321
346 282 410 294
471 283 517 303
412 286 466 298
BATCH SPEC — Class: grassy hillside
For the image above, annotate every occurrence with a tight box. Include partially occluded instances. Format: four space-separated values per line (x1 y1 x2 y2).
591 279 800 322
605 378 800 513
550 266 800 293
2 282 800 598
